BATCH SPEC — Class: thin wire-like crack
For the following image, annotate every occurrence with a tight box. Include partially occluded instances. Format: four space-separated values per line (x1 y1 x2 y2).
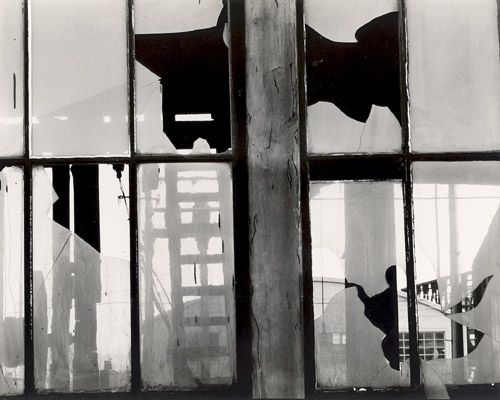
34 232 72 300
356 123 367 152
0 364 12 391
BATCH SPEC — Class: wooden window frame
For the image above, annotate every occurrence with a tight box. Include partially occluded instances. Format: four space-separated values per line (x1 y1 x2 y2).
0 0 251 397
1 0 500 398
299 0 500 398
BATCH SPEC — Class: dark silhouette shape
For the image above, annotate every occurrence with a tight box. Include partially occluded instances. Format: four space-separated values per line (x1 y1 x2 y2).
135 6 400 152
462 274 493 354
346 265 399 370
306 12 401 124
135 3 230 153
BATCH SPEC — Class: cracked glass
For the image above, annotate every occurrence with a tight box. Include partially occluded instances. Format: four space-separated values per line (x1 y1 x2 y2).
134 0 231 155
33 165 131 392
310 181 409 388
0 167 24 395
31 0 129 157
408 0 500 152
0 0 24 156
413 162 500 395
305 0 402 154
138 163 236 389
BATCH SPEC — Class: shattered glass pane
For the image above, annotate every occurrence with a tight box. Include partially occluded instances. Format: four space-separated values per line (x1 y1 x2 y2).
0 0 24 156
134 0 231 155
138 163 236 389
421 334 500 388
413 162 500 311
31 0 129 157
310 181 409 388
305 0 401 154
33 165 131 392
408 0 500 152
413 161 500 392
0 167 24 394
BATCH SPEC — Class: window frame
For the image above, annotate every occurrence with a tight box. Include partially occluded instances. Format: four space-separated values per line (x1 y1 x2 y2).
1 0 500 398
0 0 251 397
299 0 500 397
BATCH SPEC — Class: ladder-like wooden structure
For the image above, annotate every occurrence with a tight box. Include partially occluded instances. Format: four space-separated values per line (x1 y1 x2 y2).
141 163 235 387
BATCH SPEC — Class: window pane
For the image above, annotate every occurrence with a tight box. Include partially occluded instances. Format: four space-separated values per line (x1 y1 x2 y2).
0 166 24 394
134 0 231 155
33 164 131 392
0 0 24 156
408 0 500 152
306 0 401 154
310 181 409 388
31 0 129 157
138 163 236 389
413 162 500 388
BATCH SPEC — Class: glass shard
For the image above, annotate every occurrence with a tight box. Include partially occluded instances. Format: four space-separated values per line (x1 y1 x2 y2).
413 162 500 311
421 361 450 400
413 161 500 392
306 0 401 154
138 163 236 389
0 0 24 156
33 165 130 392
310 181 409 388
31 0 129 157
0 167 24 395
134 0 231 154
408 0 500 152
447 270 500 343
423 334 500 386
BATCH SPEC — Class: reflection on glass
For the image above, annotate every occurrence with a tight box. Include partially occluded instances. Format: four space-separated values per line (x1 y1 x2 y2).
134 0 231 155
0 0 24 156
138 163 235 389
33 164 130 392
31 0 129 157
413 162 500 388
408 0 500 152
0 167 24 394
305 0 401 154
310 181 409 388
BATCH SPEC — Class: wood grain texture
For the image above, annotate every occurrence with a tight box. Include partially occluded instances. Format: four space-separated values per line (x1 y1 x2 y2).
245 0 304 398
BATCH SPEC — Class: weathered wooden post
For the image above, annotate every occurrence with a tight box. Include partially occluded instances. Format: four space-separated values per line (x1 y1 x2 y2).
245 0 304 397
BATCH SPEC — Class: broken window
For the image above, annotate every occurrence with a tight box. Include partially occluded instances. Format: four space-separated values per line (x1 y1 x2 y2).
413 162 500 391
31 0 129 157
0 0 24 156
306 0 500 396
33 165 131 392
310 181 410 388
138 163 235 389
0 167 24 395
5 0 239 396
134 0 231 155
305 0 402 154
1 0 500 398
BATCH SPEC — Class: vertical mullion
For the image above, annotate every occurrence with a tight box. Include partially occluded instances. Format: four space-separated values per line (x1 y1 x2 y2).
229 0 252 395
297 0 315 395
127 0 141 393
402 161 419 386
23 0 35 394
23 166 34 395
129 160 140 393
399 0 411 155
399 0 420 387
